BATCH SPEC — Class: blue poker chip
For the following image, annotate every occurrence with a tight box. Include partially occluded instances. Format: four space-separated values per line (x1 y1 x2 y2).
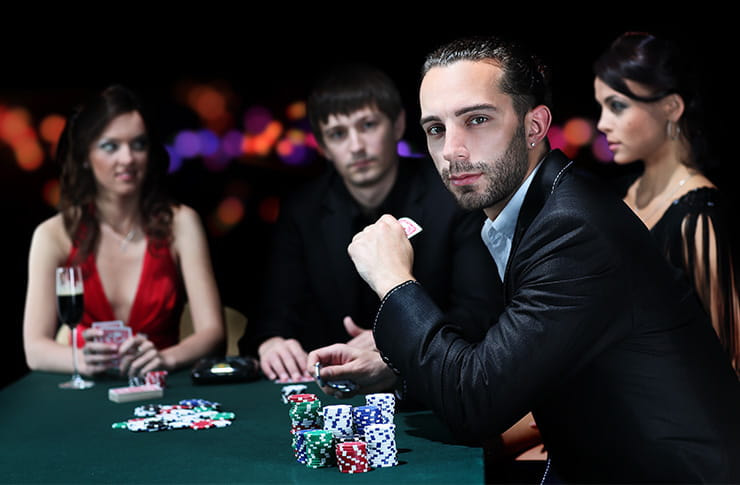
179 398 219 407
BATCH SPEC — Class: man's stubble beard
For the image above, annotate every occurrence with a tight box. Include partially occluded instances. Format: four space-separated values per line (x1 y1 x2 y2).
441 122 529 211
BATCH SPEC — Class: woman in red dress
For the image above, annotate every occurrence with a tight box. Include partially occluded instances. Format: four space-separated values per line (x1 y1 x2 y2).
23 85 225 378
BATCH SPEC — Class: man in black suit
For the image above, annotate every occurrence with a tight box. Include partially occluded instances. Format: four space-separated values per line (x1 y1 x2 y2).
310 38 740 482
239 63 501 389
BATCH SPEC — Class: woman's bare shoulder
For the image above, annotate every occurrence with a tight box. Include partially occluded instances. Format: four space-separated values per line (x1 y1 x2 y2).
30 214 71 261
33 214 67 240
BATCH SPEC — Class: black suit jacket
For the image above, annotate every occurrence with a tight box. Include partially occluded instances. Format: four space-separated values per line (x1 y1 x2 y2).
373 150 740 483
239 156 502 356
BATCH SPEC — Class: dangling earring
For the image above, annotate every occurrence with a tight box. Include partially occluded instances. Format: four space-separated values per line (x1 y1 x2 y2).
666 121 681 140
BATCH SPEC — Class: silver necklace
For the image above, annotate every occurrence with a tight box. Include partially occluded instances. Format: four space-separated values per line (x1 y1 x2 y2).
102 222 138 251
119 229 137 250
635 173 695 224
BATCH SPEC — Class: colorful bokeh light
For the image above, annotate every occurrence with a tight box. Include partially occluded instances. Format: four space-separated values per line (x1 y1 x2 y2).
563 117 595 147
286 101 306 121
39 114 66 144
216 196 245 227
1 107 44 171
174 130 201 158
42 179 60 207
166 145 183 173
244 106 273 134
591 133 613 163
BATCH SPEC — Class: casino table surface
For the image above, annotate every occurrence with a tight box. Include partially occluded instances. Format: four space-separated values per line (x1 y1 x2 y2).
0 370 483 484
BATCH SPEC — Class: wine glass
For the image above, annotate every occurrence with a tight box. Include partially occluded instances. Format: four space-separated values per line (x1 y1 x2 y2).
56 266 94 389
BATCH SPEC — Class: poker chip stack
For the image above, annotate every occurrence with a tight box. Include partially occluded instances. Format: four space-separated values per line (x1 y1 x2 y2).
364 423 398 468
352 405 382 435
292 429 312 464
279 389 399 473
288 394 322 433
335 441 370 474
302 429 336 468
365 393 395 424
322 404 354 439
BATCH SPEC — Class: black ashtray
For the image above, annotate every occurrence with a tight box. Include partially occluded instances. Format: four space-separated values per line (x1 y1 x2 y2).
191 356 261 384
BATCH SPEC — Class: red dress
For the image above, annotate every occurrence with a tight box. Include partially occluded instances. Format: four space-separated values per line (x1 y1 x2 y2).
67 240 184 350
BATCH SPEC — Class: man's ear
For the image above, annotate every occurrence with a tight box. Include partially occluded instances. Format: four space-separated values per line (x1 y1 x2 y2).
526 105 552 146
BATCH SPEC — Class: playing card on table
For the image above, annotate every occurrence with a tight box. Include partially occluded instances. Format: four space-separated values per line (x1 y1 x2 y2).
398 217 423 239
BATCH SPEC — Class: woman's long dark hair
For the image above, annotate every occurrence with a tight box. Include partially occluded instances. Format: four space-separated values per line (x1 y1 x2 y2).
57 84 175 258
594 32 714 173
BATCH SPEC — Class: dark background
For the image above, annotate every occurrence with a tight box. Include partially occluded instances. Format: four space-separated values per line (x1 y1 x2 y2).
2 15 733 387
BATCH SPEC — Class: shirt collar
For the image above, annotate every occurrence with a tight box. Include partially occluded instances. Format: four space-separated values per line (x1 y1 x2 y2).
481 161 543 280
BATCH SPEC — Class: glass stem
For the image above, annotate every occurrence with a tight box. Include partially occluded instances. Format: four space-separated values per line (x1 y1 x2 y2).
72 325 81 381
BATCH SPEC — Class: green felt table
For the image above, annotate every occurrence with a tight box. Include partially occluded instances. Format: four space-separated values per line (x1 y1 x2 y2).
0 370 483 484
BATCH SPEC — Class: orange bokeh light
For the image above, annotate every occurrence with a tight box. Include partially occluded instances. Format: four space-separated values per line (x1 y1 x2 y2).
216 196 244 227
1 107 33 142
276 139 294 157
42 179 60 207
286 129 306 144
15 139 44 171
562 118 594 147
39 114 66 144
252 134 274 156
241 135 256 155
286 101 306 120
263 120 283 141
189 86 227 121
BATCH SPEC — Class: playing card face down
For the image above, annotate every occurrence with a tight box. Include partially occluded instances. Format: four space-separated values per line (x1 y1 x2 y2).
92 320 124 330
92 320 131 369
93 321 131 347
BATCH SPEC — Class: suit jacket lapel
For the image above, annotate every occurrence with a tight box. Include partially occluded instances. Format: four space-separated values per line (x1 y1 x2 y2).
504 149 572 300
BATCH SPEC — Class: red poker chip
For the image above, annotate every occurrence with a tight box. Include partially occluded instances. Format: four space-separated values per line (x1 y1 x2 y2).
287 394 317 404
336 440 370 473
190 419 215 430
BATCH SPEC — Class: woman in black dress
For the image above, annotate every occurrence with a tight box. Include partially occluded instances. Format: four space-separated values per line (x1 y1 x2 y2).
594 32 738 376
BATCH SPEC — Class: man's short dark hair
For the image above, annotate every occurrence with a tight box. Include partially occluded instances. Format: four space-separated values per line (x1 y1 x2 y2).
307 63 403 147
422 36 552 117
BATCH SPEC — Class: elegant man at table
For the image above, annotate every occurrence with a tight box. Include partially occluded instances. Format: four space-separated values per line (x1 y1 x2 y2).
239 63 501 388
310 36 740 483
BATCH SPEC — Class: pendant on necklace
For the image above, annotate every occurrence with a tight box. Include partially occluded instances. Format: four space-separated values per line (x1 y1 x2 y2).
639 173 695 223
120 230 136 250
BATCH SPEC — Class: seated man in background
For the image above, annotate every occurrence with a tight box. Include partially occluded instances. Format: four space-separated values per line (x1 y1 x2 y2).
239 63 502 392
